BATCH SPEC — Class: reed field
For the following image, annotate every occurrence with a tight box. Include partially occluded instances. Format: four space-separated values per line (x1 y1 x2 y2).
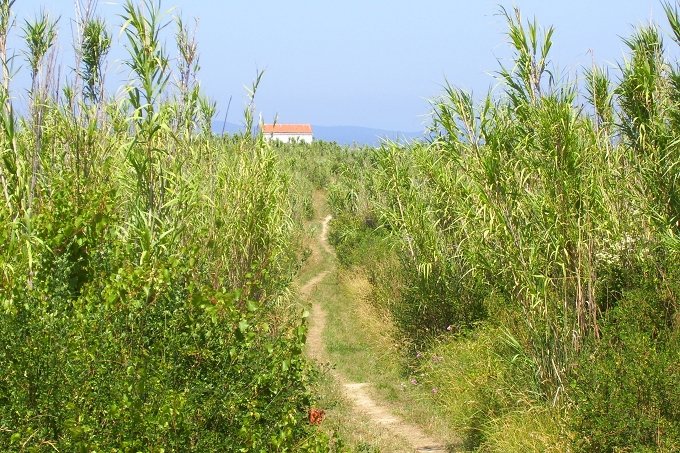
329 4 679 452
0 0 678 451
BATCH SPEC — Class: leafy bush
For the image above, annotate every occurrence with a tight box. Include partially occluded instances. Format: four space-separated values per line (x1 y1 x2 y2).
572 289 680 452
0 256 318 450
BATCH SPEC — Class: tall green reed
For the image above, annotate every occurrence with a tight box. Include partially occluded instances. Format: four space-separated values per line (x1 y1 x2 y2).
22 10 57 208
121 0 170 216
372 7 665 402
618 7 680 236
174 15 200 137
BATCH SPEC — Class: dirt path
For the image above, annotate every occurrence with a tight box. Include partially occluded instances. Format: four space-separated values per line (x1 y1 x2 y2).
302 215 448 453
304 215 332 363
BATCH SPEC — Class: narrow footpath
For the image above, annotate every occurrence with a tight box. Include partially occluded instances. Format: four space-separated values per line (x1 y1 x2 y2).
300 213 448 452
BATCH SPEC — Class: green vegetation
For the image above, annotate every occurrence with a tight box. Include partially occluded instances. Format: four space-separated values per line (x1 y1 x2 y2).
1 0 679 451
329 4 680 452
0 0 331 450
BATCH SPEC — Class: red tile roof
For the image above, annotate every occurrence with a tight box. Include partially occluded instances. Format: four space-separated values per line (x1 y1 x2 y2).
262 123 313 134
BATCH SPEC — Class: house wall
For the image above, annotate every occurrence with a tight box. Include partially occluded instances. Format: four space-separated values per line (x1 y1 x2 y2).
265 133 313 144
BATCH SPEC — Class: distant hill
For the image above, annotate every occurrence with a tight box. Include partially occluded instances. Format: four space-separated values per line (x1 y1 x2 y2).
213 122 424 147
312 125 423 146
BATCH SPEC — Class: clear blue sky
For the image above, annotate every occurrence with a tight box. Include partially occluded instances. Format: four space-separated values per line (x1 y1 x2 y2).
7 1 674 131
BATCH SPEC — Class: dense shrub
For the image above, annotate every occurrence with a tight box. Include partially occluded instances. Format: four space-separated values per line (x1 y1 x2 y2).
0 258 316 450
572 288 680 451
0 140 326 450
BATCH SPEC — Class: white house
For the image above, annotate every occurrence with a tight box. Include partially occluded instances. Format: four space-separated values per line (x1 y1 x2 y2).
262 123 313 144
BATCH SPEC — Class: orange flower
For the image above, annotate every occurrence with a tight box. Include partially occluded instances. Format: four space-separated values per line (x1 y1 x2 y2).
308 408 325 426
